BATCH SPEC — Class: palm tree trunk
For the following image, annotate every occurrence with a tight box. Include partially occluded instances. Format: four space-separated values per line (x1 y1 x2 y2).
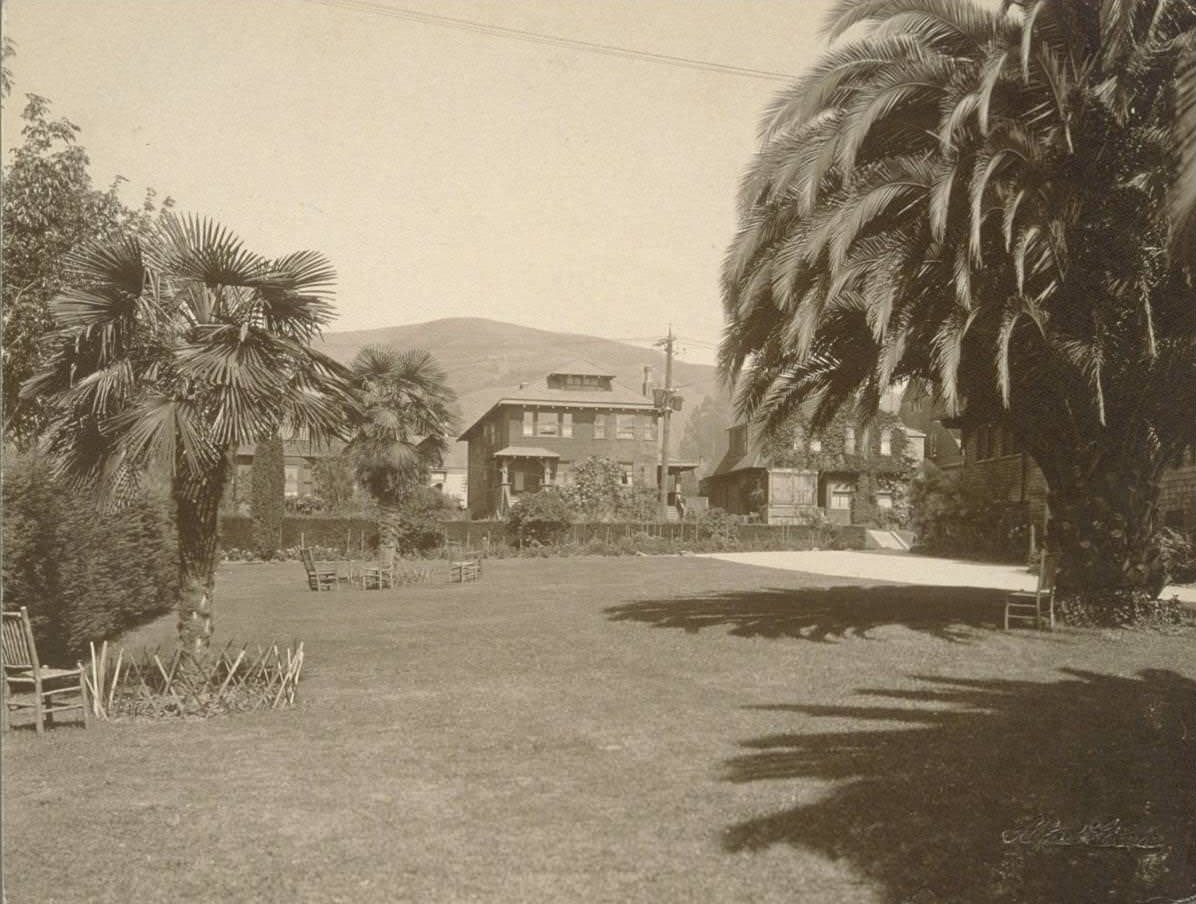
173 453 231 651
378 501 401 551
1044 448 1168 602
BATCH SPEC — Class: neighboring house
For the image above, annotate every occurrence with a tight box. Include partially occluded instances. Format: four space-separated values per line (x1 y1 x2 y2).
459 361 696 519
226 428 345 513
700 410 925 525
428 441 469 508
940 414 1196 533
225 430 455 511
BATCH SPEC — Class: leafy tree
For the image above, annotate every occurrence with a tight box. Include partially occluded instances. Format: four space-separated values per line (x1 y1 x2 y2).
312 453 360 513
678 394 734 476
721 0 1196 602
389 486 457 555
2 94 171 441
345 346 457 545
25 215 356 649
250 436 285 558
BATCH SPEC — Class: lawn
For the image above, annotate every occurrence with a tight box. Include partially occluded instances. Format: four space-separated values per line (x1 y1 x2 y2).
3 556 1193 903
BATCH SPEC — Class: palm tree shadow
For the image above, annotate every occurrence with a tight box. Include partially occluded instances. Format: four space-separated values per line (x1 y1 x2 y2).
606 584 1014 643
723 669 1196 903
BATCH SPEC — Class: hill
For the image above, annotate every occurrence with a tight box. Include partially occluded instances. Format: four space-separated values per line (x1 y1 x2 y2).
315 318 728 468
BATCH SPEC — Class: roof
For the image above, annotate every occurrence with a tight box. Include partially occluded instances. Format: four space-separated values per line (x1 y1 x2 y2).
493 445 560 458
459 378 654 439
705 447 768 480
547 358 615 378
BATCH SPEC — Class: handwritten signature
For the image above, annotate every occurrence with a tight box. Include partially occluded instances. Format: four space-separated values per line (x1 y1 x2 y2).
1001 816 1164 850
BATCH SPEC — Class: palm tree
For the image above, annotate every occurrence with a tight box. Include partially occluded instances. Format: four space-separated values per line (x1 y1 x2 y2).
721 0 1196 601
345 346 457 546
24 215 357 648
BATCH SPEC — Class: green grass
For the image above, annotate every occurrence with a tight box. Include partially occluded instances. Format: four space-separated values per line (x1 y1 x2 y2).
3 556 1193 903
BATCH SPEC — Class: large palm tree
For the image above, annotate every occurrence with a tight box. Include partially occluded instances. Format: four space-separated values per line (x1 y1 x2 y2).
345 346 457 545
24 215 357 648
722 0 1196 601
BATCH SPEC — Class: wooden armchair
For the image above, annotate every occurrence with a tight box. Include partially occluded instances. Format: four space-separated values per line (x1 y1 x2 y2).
301 548 340 591
448 545 484 583
2 607 89 734
1005 550 1058 630
362 545 396 590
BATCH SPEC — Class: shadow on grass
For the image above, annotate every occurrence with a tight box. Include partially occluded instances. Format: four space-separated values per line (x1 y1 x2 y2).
605 584 1011 642
723 669 1196 903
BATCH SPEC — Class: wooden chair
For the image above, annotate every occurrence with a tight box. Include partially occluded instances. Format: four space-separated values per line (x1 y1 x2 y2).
362 545 396 590
2 607 89 734
448 546 483 583
1005 550 1058 630
301 548 340 591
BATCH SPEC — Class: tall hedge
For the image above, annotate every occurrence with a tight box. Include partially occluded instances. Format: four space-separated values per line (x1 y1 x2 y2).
2 453 178 665
251 436 285 558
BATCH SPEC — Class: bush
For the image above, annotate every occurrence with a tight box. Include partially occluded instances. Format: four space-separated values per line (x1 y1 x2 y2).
909 464 1029 561
2 453 178 665
507 490 573 546
1157 528 1196 584
387 487 457 555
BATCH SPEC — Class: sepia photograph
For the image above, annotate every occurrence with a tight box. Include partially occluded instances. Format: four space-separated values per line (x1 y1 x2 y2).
1 1 1194 901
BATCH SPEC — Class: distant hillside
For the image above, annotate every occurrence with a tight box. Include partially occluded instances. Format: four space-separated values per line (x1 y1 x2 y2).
315 317 728 468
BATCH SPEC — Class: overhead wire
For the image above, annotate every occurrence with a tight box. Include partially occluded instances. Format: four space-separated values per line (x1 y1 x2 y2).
302 0 799 83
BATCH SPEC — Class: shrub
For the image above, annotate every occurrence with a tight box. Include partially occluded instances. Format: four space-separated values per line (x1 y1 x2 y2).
507 489 573 546
909 464 1029 561
2 453 178 665
387 487 457 555
1157 528 1196 585
250 436 285 558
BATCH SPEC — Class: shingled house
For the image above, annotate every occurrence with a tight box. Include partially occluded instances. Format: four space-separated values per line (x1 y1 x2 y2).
700 410 925 525
459 361 695 519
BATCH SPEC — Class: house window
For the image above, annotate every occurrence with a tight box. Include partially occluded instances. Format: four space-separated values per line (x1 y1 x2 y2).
522 411 534 437
561 413 573 438
880 429 892 457
844 426 856 455
484 422 495 444
876 491 894 509
537 412 560 437
616 414 636 439
830 491 852 510
284 465 300 498
809 438 822 453
593 415 607 439
644 417 657 441
619 462 633 485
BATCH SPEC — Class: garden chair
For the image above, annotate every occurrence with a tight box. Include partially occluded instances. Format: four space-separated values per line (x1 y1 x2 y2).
2 607 89 734
1005 549 1058 630
301 548 340 591
362 545 396 590
448 546 483 583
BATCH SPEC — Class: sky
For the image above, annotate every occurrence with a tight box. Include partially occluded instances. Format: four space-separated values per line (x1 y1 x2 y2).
2 0 839 365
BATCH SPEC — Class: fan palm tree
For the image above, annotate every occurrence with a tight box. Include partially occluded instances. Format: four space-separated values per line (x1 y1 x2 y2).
24 215 358 648
345 346 457 545
721 0 1196 601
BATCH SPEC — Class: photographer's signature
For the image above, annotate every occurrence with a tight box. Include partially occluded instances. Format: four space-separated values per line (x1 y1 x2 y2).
1001 816 1164 851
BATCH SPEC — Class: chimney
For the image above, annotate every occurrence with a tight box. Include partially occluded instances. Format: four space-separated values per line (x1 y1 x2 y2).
642 365 653 397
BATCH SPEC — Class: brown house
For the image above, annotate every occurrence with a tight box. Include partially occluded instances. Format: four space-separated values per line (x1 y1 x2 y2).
700 411 925 525
941 415 1196 534
459 362 695 519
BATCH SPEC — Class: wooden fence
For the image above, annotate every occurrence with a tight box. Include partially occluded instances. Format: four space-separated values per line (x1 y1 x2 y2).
84 640 305 720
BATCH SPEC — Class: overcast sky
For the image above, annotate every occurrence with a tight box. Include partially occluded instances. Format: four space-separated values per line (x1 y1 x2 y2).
2 0 838 364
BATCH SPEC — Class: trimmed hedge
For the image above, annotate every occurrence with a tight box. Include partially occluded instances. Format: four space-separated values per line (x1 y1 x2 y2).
2 453 178 665
221 515 378 556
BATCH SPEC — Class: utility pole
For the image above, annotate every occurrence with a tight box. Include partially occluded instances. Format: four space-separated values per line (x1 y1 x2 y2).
656 325 675 521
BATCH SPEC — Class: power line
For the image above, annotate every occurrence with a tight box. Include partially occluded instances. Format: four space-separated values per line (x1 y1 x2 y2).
302 0 799 83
